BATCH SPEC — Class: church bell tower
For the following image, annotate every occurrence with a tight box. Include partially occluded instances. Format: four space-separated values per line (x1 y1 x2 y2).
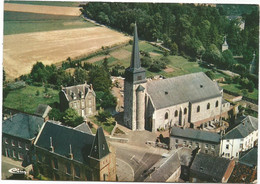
124 24 146 131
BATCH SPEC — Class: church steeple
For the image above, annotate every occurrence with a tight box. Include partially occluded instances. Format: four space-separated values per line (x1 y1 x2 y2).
125 23 146 84
130 23 141 69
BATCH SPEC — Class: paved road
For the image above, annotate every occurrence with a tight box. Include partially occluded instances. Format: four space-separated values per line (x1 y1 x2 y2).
1 156 23 179
111 141 167 182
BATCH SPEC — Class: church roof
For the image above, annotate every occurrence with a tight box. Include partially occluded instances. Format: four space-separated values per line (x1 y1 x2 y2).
130 23 141 70
3 113 44 140
147 72 222 109
223 116 258 139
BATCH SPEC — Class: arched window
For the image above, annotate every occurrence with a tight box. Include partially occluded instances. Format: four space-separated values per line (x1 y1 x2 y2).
197 106 200 113
174 110 178 117
215 101 219 107
184 108 187 115
207 103 210 110
165 112 168 120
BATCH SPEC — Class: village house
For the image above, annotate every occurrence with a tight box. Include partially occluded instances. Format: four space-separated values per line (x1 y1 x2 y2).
220 115 258 159
189 152 235 183
33 121 116 181
59 82 96 119
2 113 44 166
124 24 231 132
169 127 221 156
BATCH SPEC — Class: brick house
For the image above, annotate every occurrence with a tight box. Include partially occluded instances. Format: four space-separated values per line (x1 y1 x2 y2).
33 121 116 181
59 82 96 119
2 113 44 166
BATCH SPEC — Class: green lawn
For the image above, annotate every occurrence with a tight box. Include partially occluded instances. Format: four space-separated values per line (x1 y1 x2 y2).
5 1 80 7
92 118 115 134
3 85 59 114
221 83 258 101
4 11 96 35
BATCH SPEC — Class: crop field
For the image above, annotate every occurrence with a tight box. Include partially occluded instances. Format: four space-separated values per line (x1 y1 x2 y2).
5 1 80 7
4 26 131 79
3 85 59 114
4 11 95 35
4 3 81 16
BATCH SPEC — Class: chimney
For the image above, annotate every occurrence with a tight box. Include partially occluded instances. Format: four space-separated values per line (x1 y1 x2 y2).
69 144 73 160
10 112 12 121
90 84 93 90
50 137 54 152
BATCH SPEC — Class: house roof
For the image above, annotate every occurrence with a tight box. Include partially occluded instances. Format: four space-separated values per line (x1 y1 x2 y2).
35 121 109 164
2 113 44 140
89 127 110 160
61 83 95 102
228 162 257 183
74 122 93 135
170 127 221 143
223 116 258 139
34 104 52 118
190 152 232 182
147 72 222 109
144 150 181 182
239 147 257 167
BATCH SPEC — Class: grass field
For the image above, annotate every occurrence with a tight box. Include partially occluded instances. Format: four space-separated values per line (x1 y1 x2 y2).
3 85 59 114
84 41 226 80
4 11 95 35
221 83 258 101
5 1 80 7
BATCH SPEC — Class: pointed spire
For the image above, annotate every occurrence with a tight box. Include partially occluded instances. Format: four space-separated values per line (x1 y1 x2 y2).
89 127 110 160
130 23 141 69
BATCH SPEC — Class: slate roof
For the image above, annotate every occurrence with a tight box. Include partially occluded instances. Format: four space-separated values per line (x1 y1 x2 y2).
190 152 232 182
2 113 44 140
223 116 258 139
239 147 257 167
61 83 95 102
74 122 93 135
144 150 181 182
89 127 110 160
34 104 52 118
35 122 109 163
170 127 221 143
147 72 222 109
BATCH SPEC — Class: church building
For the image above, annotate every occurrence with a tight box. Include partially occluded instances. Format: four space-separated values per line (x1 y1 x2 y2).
124 24 230 132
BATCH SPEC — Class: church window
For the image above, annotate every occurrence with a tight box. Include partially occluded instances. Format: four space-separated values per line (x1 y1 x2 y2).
197 106 200 113
66 163 71 175
174 110 178 117
165 112 168 120
184 108 187 115
75 165 80 178
53 157 58 169
215 101 219 107
207 103 210 110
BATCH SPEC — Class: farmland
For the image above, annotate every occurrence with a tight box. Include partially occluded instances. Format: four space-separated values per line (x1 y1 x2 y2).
4 11 95 35
3 27 131 79
5 1 80 7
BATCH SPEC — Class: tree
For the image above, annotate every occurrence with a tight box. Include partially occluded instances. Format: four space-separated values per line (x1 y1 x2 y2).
205 71 215 80
96 108 112 123
73 68 88 85
49 108 64 122
222 49 235 69
203 44 223 65
170 42 178 55
141 56 152 68
247 80 255 92
63 108 83 127
96 91 117 109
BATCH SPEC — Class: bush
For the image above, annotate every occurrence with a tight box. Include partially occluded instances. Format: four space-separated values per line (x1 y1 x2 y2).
7 81 26 90
96 109 111 123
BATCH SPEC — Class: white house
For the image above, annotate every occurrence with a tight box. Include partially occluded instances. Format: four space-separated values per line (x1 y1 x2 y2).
220 116 258 159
